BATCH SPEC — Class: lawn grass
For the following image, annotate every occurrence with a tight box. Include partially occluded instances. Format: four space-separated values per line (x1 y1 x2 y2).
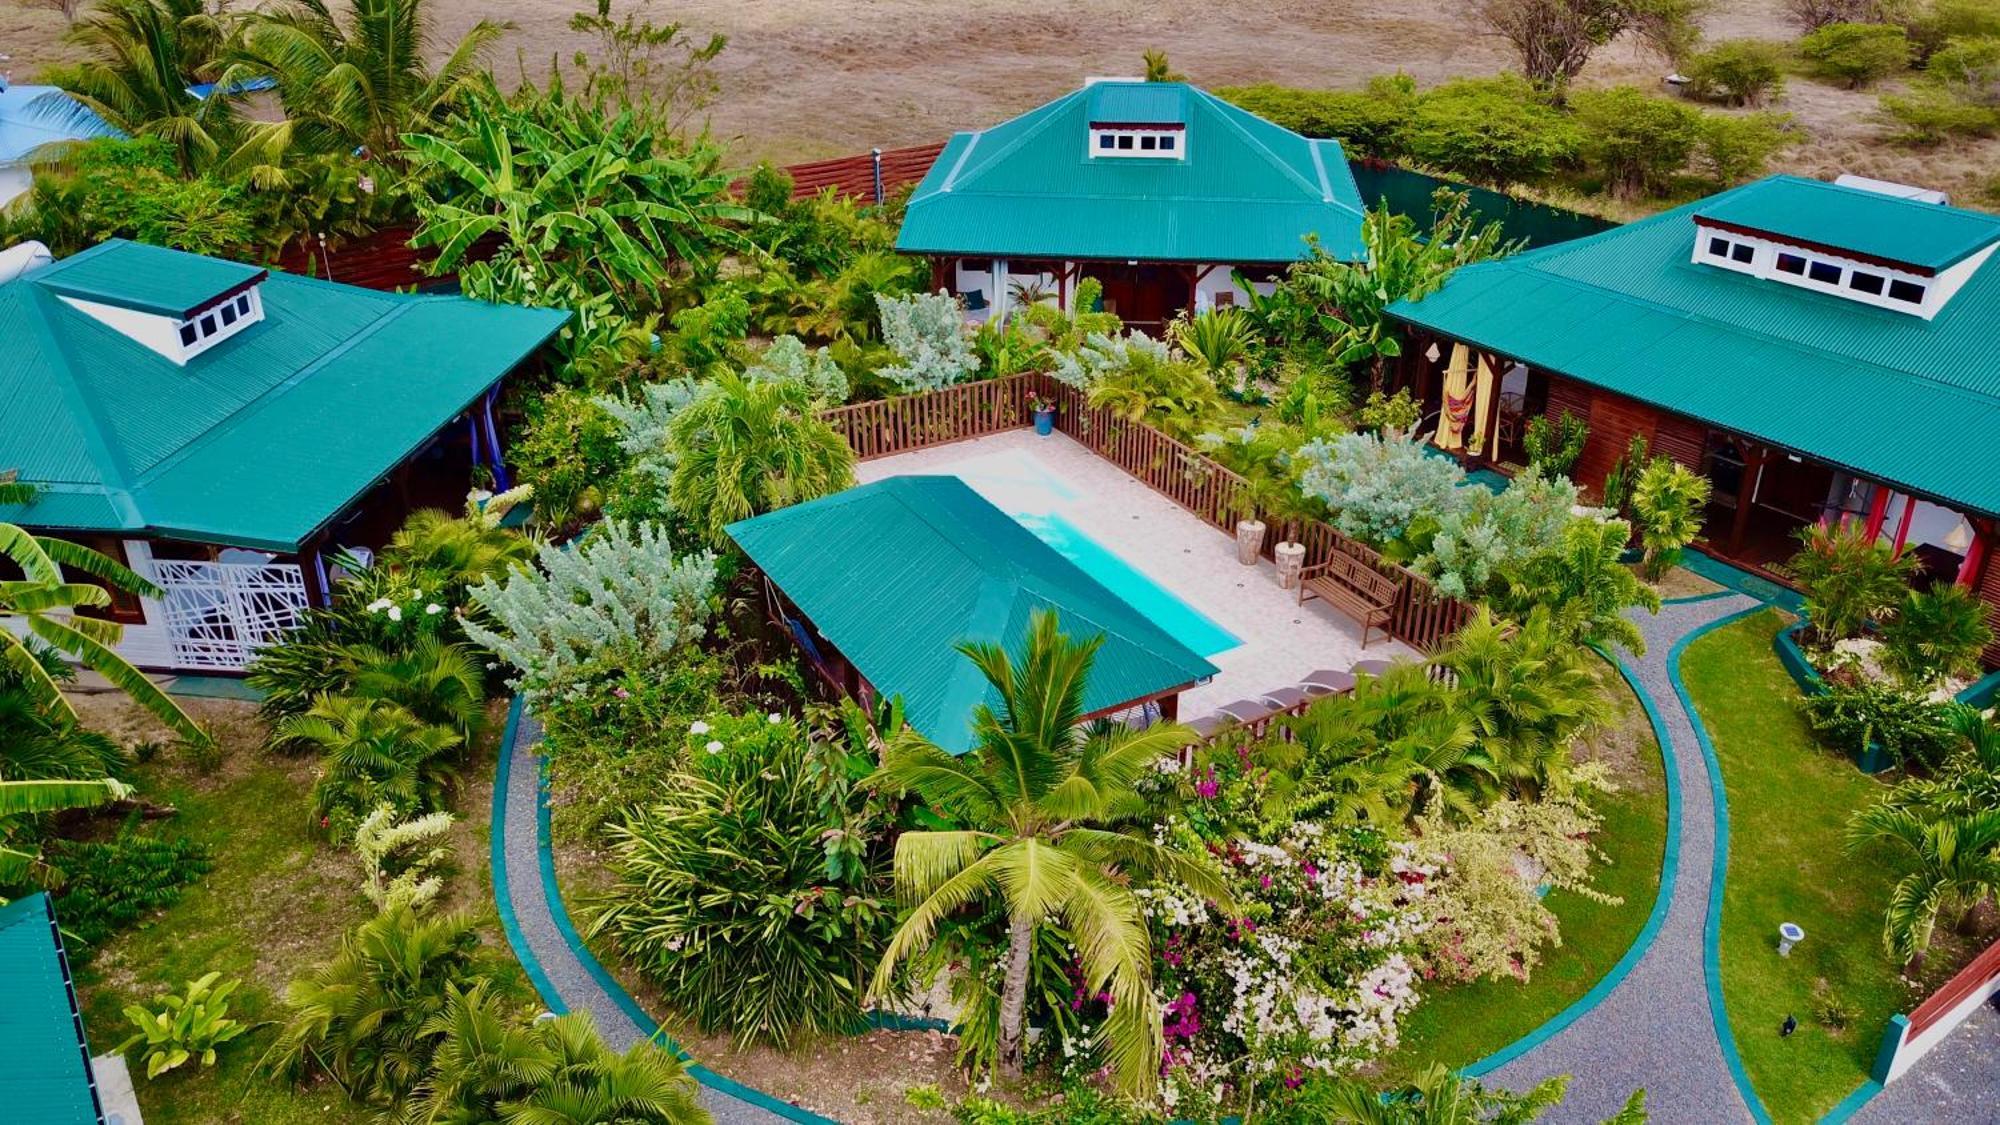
1372 654 1669 1082
66 695 518 1125
1680 609 1931 1124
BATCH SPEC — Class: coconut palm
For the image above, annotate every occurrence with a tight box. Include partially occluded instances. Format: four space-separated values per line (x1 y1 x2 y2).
666 370 856 547
346 637 486 739
278 695 461 829
42 0 281 175
228 0 505 164
1 506 204 744
865 610 1227 1099
1847 805 2000 965
1499 517 1661 656
387 493 537 597
265 903 486 1104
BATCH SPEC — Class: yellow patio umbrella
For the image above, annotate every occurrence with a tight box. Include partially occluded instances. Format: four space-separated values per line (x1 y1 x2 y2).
1438 343 1472 451
1470 353 1497 456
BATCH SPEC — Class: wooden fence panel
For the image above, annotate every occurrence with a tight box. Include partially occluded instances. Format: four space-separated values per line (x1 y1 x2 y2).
820 374 1472 654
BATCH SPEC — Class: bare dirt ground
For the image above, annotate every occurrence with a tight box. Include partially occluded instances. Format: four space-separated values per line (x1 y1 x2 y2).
7 0 1997 198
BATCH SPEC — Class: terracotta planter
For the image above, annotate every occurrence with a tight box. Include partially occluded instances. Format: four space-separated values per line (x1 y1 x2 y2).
1235 519 1267 566
1274 541 1307 589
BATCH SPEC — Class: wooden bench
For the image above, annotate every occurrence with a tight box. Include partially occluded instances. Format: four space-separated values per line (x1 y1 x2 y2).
1296 552 1398 649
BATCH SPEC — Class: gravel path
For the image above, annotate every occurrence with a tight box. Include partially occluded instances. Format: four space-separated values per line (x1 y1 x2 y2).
496 708 809 1124
1854 1003 2000 1124
1483 596 1760 1123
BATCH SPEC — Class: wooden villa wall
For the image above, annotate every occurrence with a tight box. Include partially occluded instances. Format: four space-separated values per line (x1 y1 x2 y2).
821 375 1473 654
1543 373 1701 493
272 225 502 291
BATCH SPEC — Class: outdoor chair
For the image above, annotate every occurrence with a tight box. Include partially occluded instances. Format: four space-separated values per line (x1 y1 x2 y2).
962 289 988 311
1215 698 1282 723
1300 668 1357 696
1350 658 1393 678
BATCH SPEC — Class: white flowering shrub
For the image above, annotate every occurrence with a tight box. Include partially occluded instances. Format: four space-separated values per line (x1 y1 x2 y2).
1049 330 1171 391
462 521 717 696
874 292 979 392
1296 431 1466 546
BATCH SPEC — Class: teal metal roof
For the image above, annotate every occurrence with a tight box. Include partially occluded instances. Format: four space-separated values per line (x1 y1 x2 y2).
727 476 1217 754
0 239 570 551
1693 176 2000 272
33 240 266 317
0 895 102 1125
1388 176 2000 516
897 81 1366 263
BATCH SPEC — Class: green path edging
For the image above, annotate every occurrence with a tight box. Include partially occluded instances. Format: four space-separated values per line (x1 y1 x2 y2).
489 695 835 1124
1460 648 1681 1077
1663 589 1744 606
1818 1079 1881 1125
1667 607 1777 1125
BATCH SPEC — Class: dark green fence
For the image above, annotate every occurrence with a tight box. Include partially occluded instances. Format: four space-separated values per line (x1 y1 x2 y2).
1348 160 1615 248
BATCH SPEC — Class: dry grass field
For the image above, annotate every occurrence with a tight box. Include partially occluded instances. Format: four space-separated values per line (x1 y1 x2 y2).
7 0 1998 198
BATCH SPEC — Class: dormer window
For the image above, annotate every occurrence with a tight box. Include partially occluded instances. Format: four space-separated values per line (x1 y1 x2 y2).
1088 124 1183 159
174 289 260 359
1692 221 1961 318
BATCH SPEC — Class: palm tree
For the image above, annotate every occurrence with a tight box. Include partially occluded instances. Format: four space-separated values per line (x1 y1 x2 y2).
666 370 856 547
277 695 461 827
228 0 505 163
865 610 1226 1099
387 495 537 597
1 508 204 744
1500 517 1660 656
1434 608 1608 798
346 637 486 739
43 0 279 175
1847 805 2000 965
265 904 486 1103
1630 459 1711 580
1309 1063 1570 1123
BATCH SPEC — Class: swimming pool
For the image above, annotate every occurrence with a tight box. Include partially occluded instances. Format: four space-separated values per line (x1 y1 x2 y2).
1012 512 1241 658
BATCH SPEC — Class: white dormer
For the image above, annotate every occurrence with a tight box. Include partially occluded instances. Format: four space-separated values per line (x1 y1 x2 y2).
1088 124 1184 159
1691 224 1994 320
59 284 265 363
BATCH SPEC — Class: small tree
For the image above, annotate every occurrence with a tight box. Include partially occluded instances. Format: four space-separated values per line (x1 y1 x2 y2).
1694 111 1796 185
1631 458 1712 579
1683 39 1790 105
1571 85 1703 198
1788 520 1921 642
1398 76 1580 187
1465 0 1709 86
1883 584 1996 684
1786 0 1884 32
1801 22 1915 88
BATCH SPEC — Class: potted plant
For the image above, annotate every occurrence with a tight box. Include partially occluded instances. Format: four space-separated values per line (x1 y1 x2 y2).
1028 390 1058 436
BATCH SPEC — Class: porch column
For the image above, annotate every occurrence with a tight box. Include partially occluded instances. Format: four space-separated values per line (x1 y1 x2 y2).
1729 443 1771 556
1893 493 1918 553
1957 518 1990 588
1477 350 1506 465
930 257 948 294
991 258 1009 323
1863 485 1892 540
481 386 511 491
299 536 331 608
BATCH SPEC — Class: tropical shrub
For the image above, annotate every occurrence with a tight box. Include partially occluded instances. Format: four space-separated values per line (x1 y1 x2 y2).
118 972 246 1079
1847 804 2000 963
1883 583 1996 684
1081 341 1225 441
1499 516 1662 655
464 521 718 696
3 138 261 258
266 905 499 1104
874 291 980 392
279 696 462 834
48 831 213 957
1397 76 1579 188
594 712 893 1047
1570 85 1702 198
354 805 456 912
1805 680 1961 768
1683 39 1791 105
1415 468 1580 598
1171 307 1257 380
1788 520 1921 642
1357 389 1423 437
1297 432 1466 546
510 389 629 532
1522 411 1588 478
1880 85 2000 141
1800 22 1914 87
1435 606 1612 798
666 370 857 546
1630 458 1711 579
1300 1064 1574 1123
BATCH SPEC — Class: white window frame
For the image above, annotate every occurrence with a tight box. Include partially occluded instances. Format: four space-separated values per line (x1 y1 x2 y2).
176 287 264 361
1087 126 1185 160
1690 223 1949 318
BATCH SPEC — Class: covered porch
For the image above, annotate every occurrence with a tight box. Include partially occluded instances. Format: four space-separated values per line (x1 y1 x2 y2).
927 255 1283 334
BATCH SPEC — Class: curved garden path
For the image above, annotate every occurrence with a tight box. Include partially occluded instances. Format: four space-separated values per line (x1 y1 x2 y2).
492 705 826 1124
1473 595 1763 1123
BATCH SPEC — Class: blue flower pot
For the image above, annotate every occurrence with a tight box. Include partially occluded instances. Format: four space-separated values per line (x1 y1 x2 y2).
1033 407 1055 436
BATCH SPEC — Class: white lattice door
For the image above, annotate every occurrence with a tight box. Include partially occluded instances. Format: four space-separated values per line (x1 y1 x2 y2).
149 560 309 671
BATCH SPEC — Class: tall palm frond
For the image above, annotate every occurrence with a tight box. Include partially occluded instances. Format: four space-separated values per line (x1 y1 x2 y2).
1847 805 2000 964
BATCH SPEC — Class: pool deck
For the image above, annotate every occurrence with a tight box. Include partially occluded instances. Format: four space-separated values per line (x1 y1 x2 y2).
854 430 1414 720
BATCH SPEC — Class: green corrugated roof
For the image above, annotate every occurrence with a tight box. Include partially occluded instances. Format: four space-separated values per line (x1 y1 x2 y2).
1694 175 2000 272
0 239 570 551
1388 176 2000 516
897 81 1366 263
0 895 101 1125
727 476 1217 754
34 240 266 317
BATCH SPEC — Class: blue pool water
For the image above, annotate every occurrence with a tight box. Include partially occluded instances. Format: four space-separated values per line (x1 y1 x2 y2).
1012 511 1241 658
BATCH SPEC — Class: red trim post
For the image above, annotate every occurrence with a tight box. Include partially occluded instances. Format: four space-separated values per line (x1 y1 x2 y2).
1864 485 1892 540
1893 493 1919 553
1957 519 1988 588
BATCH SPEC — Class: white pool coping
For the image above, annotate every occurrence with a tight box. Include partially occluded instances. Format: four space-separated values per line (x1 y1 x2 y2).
854 429 1416 722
